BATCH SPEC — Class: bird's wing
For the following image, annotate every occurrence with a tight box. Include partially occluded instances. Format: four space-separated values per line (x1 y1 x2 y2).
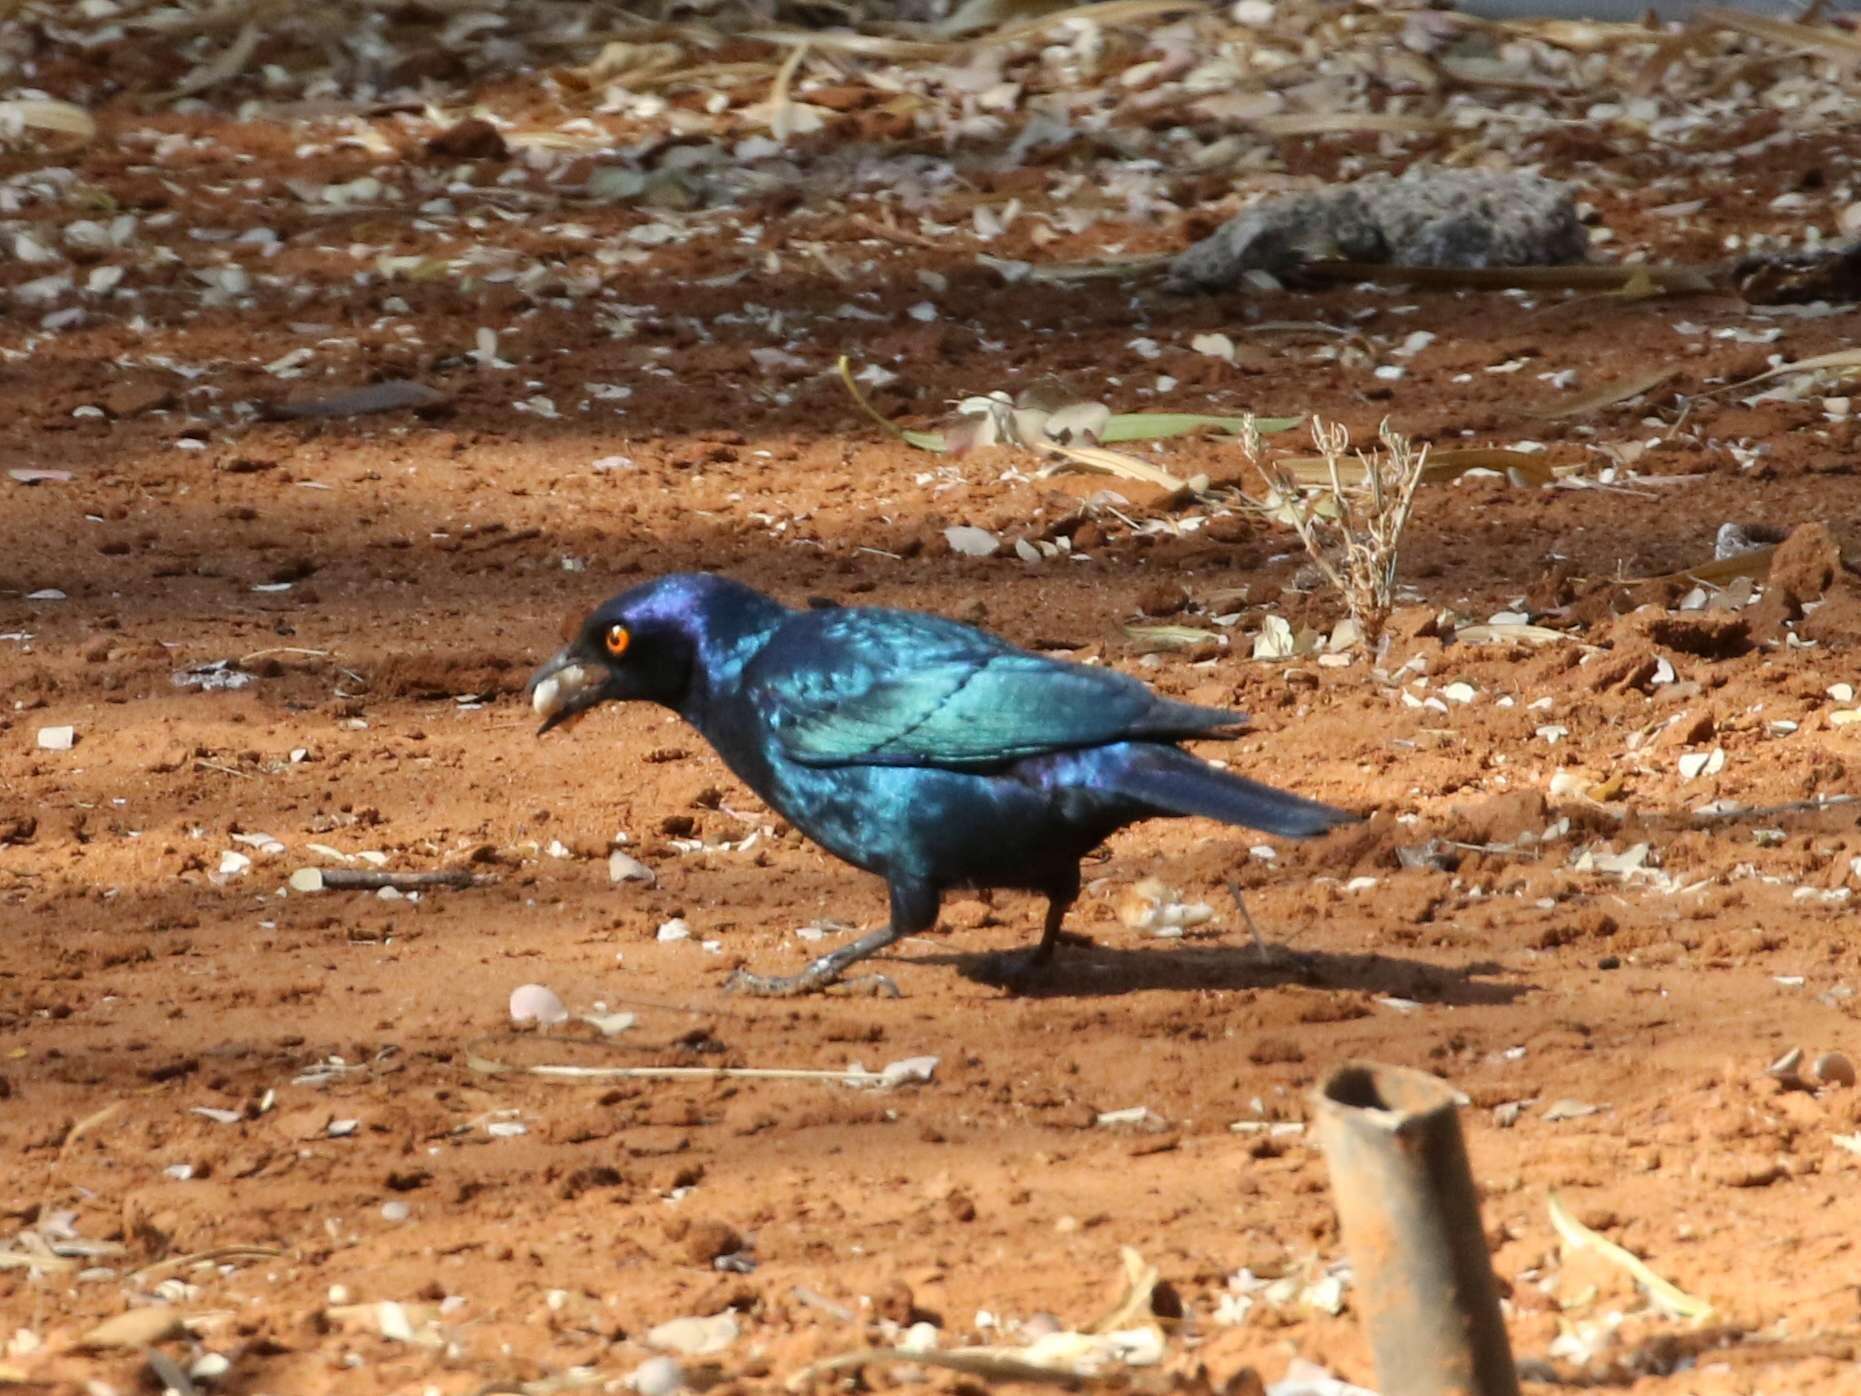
745 609 1240 768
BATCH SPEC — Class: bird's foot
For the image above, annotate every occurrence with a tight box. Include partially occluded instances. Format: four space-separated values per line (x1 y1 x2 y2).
725 967 902 999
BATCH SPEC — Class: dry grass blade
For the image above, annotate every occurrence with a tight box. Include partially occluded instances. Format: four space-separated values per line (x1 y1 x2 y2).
1101 412 1301 442
1303 262 1718 294
1253 112 1447 136
58 1100 124 1164
837 358 1283 461
467 1051 893 1085
76 1308 189 1352
1549 1192 1713 1321
1455 621 1570 645
1044 440 1186 492
170 20 263 99
1620 544 1777 586
1699 6 1861 60
1714 347 1861 395
788 1246 1162 1390
745 27 955 60
1123 623 1217 652
1489 17 1654 50
1088 1247 1162 1332
1025 253 1176 283
626 60 779 92
765 39 808 135
126 1246 285 1285
0 99 96 140
137 0 293 37
1273 447 1553 487
835 354 910 440
1525 365 1679 419
982 0 1200 44
0 1237 77 1273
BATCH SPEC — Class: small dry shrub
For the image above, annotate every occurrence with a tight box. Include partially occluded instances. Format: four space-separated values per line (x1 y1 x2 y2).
1242 416 1429 650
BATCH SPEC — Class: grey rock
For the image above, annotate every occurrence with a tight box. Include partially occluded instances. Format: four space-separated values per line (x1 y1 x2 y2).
1169 167 1588 292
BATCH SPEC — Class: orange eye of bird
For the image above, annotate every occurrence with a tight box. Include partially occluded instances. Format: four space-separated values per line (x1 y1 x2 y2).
604 624 631 658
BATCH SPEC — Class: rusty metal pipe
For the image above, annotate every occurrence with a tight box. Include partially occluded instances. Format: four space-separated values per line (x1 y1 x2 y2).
1312 1063 1520 1396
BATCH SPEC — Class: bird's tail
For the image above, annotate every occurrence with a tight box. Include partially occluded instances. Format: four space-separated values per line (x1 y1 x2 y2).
1108 746 1356 838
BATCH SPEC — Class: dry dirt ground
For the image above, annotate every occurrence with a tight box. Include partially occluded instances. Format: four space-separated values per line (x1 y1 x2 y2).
10 4 1861 1394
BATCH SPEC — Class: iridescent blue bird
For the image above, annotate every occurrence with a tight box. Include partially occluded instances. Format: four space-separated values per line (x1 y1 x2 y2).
527 574 1355 995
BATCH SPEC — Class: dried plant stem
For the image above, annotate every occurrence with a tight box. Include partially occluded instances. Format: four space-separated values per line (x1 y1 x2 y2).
1243 417 1428 650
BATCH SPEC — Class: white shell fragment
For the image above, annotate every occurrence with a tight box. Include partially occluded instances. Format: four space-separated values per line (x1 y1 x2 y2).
35 725 74 751
1814 1052 1857 1088
645 1312 739 1356
880 1055 939 1088
289 868 325 893
608 849 655 884
508 983 569 1026
845 1055 941 1089
583 1011 637 1037
944 525 1000 558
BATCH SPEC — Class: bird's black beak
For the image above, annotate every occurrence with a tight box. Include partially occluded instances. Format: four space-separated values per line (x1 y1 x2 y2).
526 647 608 735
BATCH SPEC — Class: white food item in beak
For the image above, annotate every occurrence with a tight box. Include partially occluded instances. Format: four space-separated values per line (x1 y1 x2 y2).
532 662 593 719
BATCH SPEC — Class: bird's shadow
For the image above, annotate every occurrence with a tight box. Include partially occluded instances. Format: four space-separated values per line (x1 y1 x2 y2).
911 937 1524 1005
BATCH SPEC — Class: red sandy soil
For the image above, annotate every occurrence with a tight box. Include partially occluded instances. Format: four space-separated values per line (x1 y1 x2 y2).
8 8 1861 1394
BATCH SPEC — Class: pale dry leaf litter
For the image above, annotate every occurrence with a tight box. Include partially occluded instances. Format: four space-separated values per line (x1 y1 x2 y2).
12 1 1861 1395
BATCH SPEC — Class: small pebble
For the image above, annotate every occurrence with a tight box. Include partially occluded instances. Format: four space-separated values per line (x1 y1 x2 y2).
631 1355 685 1396
189 1352 231 1382
381 1200 411 1222
35 725 74 751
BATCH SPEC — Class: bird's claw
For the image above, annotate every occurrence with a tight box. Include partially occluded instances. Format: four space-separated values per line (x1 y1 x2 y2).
841 972 902 999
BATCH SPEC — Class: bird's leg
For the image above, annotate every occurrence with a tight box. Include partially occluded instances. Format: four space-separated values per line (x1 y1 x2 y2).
983 871 1080 987
727 880 938 998
1025 893 1071 966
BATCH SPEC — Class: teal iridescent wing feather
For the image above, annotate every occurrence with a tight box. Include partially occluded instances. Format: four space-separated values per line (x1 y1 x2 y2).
745 609 1242 768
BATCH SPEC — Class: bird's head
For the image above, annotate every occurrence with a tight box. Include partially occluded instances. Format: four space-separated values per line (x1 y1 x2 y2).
526 573 785 735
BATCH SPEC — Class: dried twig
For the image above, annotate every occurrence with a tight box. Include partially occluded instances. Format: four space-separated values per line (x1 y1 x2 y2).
467 1052 894 1085
126 1245 286 1285
1226 880 1273 961
1242 417 1429 650
193 758 258 779
315 868 477 891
